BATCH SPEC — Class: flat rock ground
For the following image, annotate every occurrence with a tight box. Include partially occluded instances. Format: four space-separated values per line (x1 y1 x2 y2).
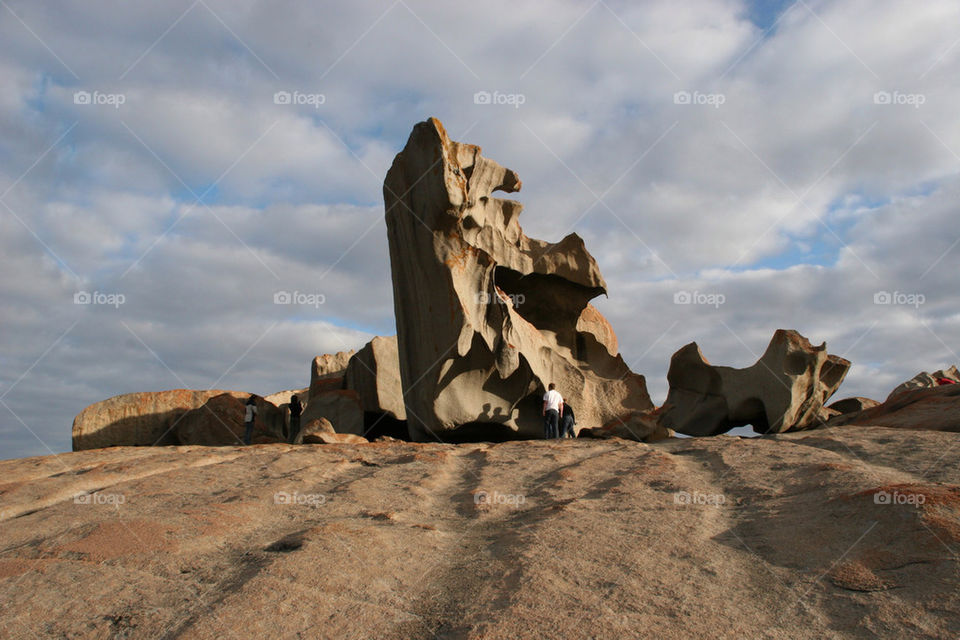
1 426 959 639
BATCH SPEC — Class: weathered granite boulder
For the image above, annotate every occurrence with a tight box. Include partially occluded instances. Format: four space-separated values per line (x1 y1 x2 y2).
308 351 354 399
659 330 850 436
72 389 284 450
175 393 284 446
827 397 880 415
579 409 673 441
384 117 652 441
344 336 406 420
886 366 960 400
295 417 335 444
300 389 364 436
828 383 960 431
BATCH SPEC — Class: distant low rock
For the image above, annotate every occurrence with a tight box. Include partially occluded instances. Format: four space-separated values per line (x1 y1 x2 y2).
886 366 960 401
827 397 880 415
72 389 284 450
579 409 673 442
659 330 850 436
828 383 960 431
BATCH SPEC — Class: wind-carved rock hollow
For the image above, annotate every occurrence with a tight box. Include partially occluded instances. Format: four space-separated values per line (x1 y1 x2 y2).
384 117 653 442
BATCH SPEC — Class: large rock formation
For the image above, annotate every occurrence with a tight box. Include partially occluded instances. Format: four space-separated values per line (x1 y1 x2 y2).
384 117 652 441
72 389 285 450
659 330 850 436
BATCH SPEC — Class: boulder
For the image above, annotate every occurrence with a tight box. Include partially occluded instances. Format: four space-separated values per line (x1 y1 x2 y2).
304 432 369 445
300 389 364 436
886 366 960 400
580 409 673 442
383 117 652 441
295 418 335 444
308 351 353 399
72 389 284 450
828 383 960 431
175 393 284 446
344 336 406 420
659 330 850 436
827 397 880 415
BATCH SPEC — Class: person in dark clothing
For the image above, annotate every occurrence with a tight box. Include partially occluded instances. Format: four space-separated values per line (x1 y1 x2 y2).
560 403 576 438
243 395 258 445
287 394 303 444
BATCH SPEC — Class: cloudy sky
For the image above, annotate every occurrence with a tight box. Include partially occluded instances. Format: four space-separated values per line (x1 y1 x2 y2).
1 0 958 460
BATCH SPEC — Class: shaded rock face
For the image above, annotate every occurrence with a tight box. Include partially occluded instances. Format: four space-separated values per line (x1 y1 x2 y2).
659 330 850 436
886 366 960 401
300 389 364 436
828 396 880 416
175 393 284 446
72 389 284 450
828 383 960 431
384 117 652 441
344 336 406 421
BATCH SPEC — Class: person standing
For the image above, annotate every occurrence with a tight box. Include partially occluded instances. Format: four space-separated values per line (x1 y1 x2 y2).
243 395 258 445
560 402 576 438
542 383 564 439
287 394 303 444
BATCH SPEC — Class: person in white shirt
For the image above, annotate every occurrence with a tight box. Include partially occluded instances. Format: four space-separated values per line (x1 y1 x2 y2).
542 383 564 439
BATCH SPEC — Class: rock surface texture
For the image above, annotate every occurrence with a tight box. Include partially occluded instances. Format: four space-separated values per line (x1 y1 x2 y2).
659 329 850 436
2 428 959 638
384 117 652 441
